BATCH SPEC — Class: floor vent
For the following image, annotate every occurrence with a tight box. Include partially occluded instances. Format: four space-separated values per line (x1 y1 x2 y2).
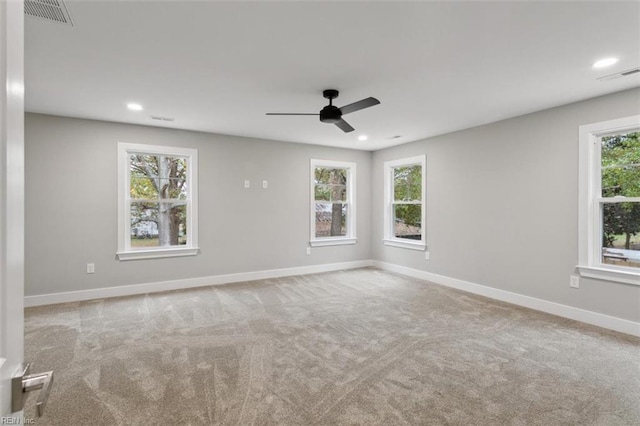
597 67 640 82
25 0 74 26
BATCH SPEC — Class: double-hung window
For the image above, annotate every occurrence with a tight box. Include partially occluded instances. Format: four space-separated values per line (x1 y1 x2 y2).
578 115 640 285
117 143 199 260
310 159 356 247
384 155 427 251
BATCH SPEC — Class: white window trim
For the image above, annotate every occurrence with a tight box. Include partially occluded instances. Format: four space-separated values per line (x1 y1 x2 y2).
117 142 199 260
577 115 640 285
383 155 427 252
309 159 357 247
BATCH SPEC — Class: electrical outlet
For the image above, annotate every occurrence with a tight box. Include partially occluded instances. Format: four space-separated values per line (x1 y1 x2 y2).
306 247 311 255
425 251 430 260
569 275 579 288
263 180 268 189
244 180 250 189
87 263 95 274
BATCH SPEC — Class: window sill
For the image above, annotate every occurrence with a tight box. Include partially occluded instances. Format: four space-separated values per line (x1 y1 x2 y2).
383 239 426 251
309 238 357 247
117 247 199 261
577 265 639 286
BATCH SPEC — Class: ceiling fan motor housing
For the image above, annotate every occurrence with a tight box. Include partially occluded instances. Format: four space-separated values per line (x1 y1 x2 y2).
320 105 342 123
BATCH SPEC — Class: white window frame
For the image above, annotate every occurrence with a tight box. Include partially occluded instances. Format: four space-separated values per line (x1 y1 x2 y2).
383 155 427 252
578 115 640 285
117 143 199 260
309 159 357 247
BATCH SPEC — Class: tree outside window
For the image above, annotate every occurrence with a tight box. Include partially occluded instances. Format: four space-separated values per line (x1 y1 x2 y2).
600 131 640 268
310 159 356 247
383 155 426 251
129 154 188 247
392 165 422 240
117 143 198 260
314 167 347 237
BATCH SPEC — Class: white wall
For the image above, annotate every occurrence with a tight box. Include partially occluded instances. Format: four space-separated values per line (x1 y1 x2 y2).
25 114 372 296
371 88 640 323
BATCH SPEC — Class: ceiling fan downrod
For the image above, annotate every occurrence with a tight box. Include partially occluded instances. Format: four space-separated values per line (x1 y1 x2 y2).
320 90 342 124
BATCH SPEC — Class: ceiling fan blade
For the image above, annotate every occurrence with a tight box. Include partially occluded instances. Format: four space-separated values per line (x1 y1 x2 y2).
339 97 380 115
335 119 355 133
265 113 319 116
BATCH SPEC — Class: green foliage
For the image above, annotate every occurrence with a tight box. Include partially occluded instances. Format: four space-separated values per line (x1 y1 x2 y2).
315 167 346 185
601 132 640 249
395 204 421 228
601 132 640 197
130 154 188 200
393 166 421 201
314 167 346 201
603 202 640 248
393 165 422 233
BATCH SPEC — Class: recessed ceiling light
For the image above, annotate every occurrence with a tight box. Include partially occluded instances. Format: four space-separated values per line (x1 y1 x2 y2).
358 135 368 141
127 103 143 111
593 57 618 69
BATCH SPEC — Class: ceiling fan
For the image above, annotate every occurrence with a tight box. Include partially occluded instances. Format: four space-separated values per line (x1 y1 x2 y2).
266 89 380 133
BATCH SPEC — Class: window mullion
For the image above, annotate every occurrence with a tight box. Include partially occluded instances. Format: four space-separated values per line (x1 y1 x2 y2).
597 197 640 203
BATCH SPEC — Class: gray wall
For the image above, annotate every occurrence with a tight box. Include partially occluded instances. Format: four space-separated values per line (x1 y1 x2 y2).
25 89 639 324
25 114 372 296
372 88 640 323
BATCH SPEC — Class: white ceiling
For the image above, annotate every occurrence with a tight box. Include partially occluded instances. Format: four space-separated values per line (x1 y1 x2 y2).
25 1 640 151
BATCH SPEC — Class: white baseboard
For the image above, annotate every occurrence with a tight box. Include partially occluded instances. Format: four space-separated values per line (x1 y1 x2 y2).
24 260 374 308
373 261 640 338
25 259 638 338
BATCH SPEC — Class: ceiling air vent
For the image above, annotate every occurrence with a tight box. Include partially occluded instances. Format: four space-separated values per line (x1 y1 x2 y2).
25 0 74 26
597 67 640 82
150 116 175 122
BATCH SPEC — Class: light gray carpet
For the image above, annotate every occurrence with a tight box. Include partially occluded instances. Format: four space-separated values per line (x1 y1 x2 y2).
24 268 640 425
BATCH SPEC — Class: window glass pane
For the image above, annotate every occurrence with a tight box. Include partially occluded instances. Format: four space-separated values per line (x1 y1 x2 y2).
315 167 346 185
601 132 640 197
315 184 331 201
314 167 348 202
393 204 422 240
130 202 159 247
158 177 188 200
130 155 188 200
165 203 188 246
130 202 187 247
315 203 347 237
130 154 159 177
330 184 346 202
394 165 421 201
315 184 346 202
602 202 640 268
130 176 159 199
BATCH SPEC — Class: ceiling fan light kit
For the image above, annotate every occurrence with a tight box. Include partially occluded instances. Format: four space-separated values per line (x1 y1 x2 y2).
266 89 380 133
